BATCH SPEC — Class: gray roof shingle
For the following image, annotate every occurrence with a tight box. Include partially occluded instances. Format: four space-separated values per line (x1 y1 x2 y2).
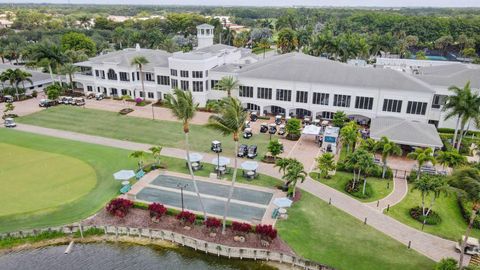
415 64 480 89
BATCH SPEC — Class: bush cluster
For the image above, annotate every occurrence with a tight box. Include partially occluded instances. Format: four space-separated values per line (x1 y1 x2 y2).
204 217 222 230
344 179 372 199
232 221 253 234
176 210 196 225
148 203 167 219
106 198 133 218
409 206 442 225
255 224 277 240
336 161 393 179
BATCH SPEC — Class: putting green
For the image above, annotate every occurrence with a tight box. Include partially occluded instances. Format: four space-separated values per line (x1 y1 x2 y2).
0 143 96 217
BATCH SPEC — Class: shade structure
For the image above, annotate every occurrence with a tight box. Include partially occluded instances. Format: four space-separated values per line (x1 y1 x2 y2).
273 197 293 208
302 124 321 135
113 170 135 180
241 161 259 171
185 153 203 162
211 157 231 166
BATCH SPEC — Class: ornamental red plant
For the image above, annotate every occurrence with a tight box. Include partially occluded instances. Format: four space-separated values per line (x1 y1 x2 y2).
231 221 252 234
176 210 196 225
105 198 133 218
204 217 221 231
255 224 277 240
148 203 167 219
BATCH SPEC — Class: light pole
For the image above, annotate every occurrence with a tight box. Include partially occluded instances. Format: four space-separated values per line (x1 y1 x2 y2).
216 151 220 179
177 183 188 212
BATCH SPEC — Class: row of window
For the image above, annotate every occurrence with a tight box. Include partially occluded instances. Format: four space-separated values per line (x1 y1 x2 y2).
170 79 209 92
95 69 157 82
170 69 208 78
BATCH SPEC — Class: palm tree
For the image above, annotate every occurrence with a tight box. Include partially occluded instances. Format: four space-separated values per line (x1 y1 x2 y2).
357 151 375 195
282 161 307 198
375 136 402 178
14 69 33 98
131 56 153 119
129 151 146 171
449 168 480 269
315 153 336 179
412 174 449 218
149 146 162 168
206 97 247 234
436 149 466 170
0 68 31 100
164 89 207 220
443 82 471 148
257 38 270 59
455 88 480 151
275 157 294 176
407 148 436 180
340 121 358 153
359 138 378 153
60 63 79 91
215 76 239 97
29 41 68 83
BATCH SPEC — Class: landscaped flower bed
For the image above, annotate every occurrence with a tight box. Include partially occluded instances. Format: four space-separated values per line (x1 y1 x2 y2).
119 108 134 115
409 206 442 225
344 179 373 199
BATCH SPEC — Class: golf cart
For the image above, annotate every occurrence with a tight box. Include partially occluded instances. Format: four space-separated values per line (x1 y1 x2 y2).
86 93 96 99
247 145 258 159
72 97 85 106
243 127 253 139
243 120 251 130
260 123 268 133
250 111 258 122
211 140 222 153
268 123 277 134
275 115 282 125
303 116 311 125
65 96 74 105
3 95 13 103
238 144 248 157
95 93 105 100
278 124 286 135
456 236 480 255
313 119 321 126
39 99 56 107
4 117 16 128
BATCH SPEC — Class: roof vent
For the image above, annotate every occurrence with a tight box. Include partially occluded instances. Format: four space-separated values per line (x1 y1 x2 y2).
135 43 140 51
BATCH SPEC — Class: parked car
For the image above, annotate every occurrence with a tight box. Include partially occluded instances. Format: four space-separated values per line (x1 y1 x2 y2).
456 236 480 255
238 144 248 158
250 111 258 122
3 95 13 103
278 124 286 135
211 140 222 153
260 123 268 133
275 115 282 125
268 123 277 134
39 99 57 107
4 117 16 128
243 128 253 139
247 145 258 159
95 93 105 100
72 97 85 106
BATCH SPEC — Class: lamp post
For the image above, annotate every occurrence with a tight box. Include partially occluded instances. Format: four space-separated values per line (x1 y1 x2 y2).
217 151 220 179
177 183 188 211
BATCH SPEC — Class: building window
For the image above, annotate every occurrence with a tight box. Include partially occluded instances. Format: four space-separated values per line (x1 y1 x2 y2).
87 86 93 92
312 92 329 105
119 72 129 82
257 87 272 100
145 73 154 82
157 75 170 85
406 101 428 115
192 71 203 78
180 80 189 90
131 72 135 81
139 91 144 98
333 94 351 107
193 81 203 92
296 91 308 103
180 70 189 78
107 69 117 80
322 111 334 119
239 86 253 98
171 79 178 89
148 92 154 99
95 70 99 77
382 99 403 113
170 69 177 76
211 80 219 89
355 96 374 110
205 80 209 91
432 94 447 109
276 89 291 101
121 89 128 95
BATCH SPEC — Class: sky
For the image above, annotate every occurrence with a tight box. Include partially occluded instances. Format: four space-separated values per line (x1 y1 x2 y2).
2 0 480 7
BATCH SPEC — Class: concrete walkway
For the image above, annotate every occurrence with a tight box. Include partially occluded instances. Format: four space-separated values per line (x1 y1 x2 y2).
8 123 462 262
365 177 409 212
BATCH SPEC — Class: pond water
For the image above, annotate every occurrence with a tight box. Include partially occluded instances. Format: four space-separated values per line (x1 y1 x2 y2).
0 242 276 270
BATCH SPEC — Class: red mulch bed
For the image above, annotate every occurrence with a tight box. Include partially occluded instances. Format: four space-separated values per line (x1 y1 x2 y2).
84 208 295 255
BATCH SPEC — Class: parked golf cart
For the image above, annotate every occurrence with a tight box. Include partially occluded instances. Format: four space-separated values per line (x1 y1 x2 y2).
250 111 258 122
278 124 286 135
3 95 13 103
268 123 277 134
238 144 248 158
39 99 56 107
247 145 258 159
72 97 85 106
303 116 311 125
211 140 222 153
86 93 96 99
95 93 105 100
275 115 282 125
4 117 16 128
260 123 268 133
243 120 251 130
456 236 480 255
313 119 321 126
243 127 253 139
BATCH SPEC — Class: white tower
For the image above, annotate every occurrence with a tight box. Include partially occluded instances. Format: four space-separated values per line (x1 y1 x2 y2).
197 24 214 49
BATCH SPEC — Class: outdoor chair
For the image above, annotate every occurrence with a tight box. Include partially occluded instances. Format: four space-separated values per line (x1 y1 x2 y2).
135 170 145 180
120 184 131 194
271 208 280 219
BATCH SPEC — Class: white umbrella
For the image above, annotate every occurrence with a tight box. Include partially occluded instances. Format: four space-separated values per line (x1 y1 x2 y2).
212 157 230 166
113 170 135 180
241 161 259 171
302 124 321 135
185 153 203 162
273 197 293 208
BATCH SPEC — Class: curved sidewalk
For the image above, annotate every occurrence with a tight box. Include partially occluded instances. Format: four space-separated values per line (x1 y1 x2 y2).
365 177 409 212
9 124 461 262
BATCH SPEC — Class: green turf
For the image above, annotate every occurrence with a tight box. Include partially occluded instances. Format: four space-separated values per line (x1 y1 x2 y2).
310 171 392 202
17 106 274 159
387 185 480 241
276 192 435 270
0 143 96 217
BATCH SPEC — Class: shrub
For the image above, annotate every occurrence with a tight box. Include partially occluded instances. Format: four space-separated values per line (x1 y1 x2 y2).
148 203 167 220
204 217 222 231
286 118 301 140
232 221 252 235
409 206 442 225
176 210 196 225
255 224 277 240
336 161 393 179
105 198 133 218
435 258 458 270
458 194 480 229
31 90 38 98
344 179 372 199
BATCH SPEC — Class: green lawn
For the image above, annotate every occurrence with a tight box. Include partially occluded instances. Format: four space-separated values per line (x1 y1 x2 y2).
310 171 392 202
276 192 434 270
0 143 96 217
387 185 480 241
17 106 274 159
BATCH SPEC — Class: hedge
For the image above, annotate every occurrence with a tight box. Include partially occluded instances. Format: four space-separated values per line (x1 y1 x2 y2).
336 161 393 179
457 194 480 229
437 128 480 137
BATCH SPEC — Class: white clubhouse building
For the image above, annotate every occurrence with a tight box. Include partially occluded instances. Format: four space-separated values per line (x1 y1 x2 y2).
74 24 480 130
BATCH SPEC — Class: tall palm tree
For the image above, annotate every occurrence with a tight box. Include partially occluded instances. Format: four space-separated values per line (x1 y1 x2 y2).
443 82 471 148
456 88 480 151
340 121 358 153
359 138 378 153
358 153 375 195
375 136 402 178
412 174 449 218
258 38 270 59
407 148 436 180
164 89 207 220
275 157 294 176
206 97 247 234
60 63 79 91
29 41 68 83
149 146 162 168
215 76 239 97
449 168 480 269
131 56 154 119
129 150 146 171
14 69 33 97
315 153 336 179
282 161 307 198
436 149 466 170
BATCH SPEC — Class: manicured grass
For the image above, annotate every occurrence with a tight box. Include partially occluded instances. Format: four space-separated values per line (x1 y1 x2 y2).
310 171 392 202
276 192 435 270
17 106 274 159
387 185 480 241
0 143 96 217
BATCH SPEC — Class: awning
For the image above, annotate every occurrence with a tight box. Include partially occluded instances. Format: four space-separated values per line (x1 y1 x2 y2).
302 124 321 135
113 170 135 180
211 157 231 166
185 153 203 162
241 161 259 171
